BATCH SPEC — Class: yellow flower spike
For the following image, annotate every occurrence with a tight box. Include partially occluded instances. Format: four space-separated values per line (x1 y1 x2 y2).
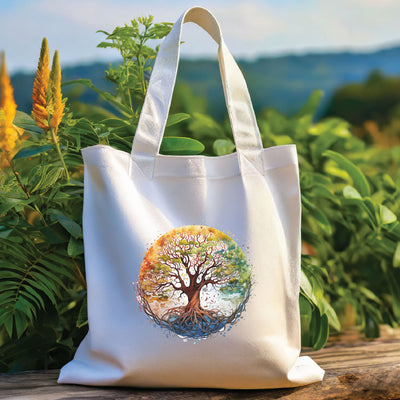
0 52 18 168
49 50 65 134
0 109 8 168
32 38 50 131
47 49 69 180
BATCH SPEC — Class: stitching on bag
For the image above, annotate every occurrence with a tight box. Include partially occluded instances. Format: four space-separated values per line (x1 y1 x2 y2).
82 144 297 178
151 164 298 179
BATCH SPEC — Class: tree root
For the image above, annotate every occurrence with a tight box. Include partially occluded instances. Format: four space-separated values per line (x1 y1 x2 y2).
136 282 251 340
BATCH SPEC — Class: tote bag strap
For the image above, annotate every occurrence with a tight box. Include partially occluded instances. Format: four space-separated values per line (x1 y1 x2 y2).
131 6 264 177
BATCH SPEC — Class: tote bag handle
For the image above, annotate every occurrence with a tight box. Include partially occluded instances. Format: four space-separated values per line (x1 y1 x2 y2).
131 7 264 177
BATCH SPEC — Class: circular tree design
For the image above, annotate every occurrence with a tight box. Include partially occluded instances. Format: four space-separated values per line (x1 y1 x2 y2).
135 225 252 340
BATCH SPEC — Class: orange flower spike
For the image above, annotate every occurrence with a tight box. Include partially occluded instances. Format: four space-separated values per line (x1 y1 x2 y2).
0 109 7 168
49 50 65 134
32 38 50 131
0 52 18 167
46 48 69 181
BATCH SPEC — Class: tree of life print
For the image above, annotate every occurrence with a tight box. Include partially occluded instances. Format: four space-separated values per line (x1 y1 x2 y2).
135 225 252 340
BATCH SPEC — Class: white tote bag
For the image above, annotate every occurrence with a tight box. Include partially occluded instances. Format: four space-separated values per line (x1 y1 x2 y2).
58 6 324 389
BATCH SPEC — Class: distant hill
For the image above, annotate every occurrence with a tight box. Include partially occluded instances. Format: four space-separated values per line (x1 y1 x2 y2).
11 45 400 121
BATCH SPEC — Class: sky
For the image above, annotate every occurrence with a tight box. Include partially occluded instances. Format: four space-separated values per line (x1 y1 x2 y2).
1 0 400 74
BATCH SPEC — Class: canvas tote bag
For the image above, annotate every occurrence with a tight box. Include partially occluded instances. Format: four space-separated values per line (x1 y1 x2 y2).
58 6 324 389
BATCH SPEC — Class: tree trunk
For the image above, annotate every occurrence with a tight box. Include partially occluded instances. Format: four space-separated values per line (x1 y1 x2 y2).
184 287 201 312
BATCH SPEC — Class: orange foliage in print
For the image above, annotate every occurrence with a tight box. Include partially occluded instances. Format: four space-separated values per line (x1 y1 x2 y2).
135 225 251 339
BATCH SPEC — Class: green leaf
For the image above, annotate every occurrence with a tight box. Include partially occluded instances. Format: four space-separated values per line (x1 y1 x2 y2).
393 242 400 268
0 229 12 239
188 112 225 139
3 313 14 338
310 208 332 235
26 277 58 305
96 29 110 36
48 209 82 238
13 110 43 134
62 79 133 117
300 261 340 333
34 264 67 290
97 41 115 49
300 294 313 347
36 273 61 305
68 236 84 257
40 226 69 244
32 167 64 193
99 118 129 128
323 150 370 197
160 137 205 155
343 185 362 199
57 337 74 349
311 132 340 160
310 184 338 203
13 145 53 160
213 139 235 156
313 312 329 350
166 113 191 127
23 286 45 309
272 134 294 146
309 118 351 138
363 303 381 339
364 312 380 339
300 270 315 303
15 297 36 320
383 221 400 238
294 90 323 118
0 195 39 215
76 297 88 328
382 263 400 321
310 308 329 350
14 310 28 338
341 196 376 227
380 205 397 225
364 198 378 225
318 296 341 332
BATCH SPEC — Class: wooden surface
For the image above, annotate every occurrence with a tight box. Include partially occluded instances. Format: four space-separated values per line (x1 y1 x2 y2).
1 327 400 400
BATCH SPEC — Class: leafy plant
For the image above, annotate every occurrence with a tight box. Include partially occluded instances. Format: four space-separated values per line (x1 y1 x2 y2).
0 18 181 372
63 16 202 155
258 91 400 346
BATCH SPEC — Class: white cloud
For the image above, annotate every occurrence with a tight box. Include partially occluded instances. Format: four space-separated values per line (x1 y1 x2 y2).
270 0 400 53
32 0 284 56
34 0 178 30
1 0 400 74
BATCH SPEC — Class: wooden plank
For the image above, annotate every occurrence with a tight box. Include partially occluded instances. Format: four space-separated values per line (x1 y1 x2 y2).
1 328 400 400
1 365 400 400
